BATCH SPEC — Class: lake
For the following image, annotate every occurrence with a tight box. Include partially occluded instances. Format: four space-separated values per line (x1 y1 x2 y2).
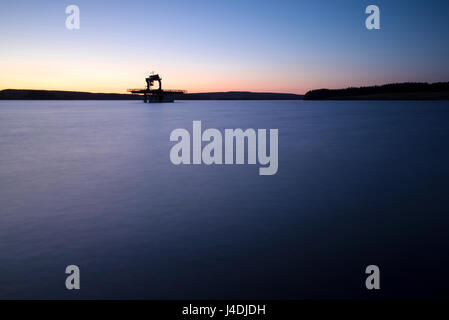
0 100 448 299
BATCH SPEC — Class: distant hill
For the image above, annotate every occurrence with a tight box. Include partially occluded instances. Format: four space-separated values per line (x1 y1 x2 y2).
0 89 303 100
176 91 303 100
0 89 141 100
303 82 449 100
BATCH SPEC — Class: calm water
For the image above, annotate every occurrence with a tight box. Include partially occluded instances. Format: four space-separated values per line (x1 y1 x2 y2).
1 100 449 299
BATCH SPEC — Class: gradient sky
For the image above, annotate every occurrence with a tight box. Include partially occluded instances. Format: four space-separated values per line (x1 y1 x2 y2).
1 0 449 94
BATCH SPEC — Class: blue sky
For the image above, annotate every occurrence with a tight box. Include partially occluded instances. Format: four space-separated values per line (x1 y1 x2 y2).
1 0 448 93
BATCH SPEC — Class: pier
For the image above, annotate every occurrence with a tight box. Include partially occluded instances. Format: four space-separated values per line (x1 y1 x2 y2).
128 74 185 103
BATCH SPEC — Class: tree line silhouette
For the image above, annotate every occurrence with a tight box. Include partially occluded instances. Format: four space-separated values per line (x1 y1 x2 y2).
304 82 449 100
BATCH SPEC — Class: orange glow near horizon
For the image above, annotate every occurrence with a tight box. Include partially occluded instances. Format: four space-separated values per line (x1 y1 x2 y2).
2 50 436 95
0 45 401 95
2 55 435 95
0 56 313 94
1 37 445 95
1 31 445 95
0 57 391 95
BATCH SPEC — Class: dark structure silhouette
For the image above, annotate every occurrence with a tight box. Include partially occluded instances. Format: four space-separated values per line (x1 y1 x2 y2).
128 74 185 103
0 89 303 100
145 74 162 91
174 91 303 100
0 89 141 100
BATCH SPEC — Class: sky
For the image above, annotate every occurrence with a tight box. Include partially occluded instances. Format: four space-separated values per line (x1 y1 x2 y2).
1 0 449 94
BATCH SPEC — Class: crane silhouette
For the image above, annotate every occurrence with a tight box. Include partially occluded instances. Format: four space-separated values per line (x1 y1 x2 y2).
146 74 162 91
127 73 185 103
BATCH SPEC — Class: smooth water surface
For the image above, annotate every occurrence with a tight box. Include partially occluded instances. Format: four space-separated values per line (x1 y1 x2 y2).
1 100 448 299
